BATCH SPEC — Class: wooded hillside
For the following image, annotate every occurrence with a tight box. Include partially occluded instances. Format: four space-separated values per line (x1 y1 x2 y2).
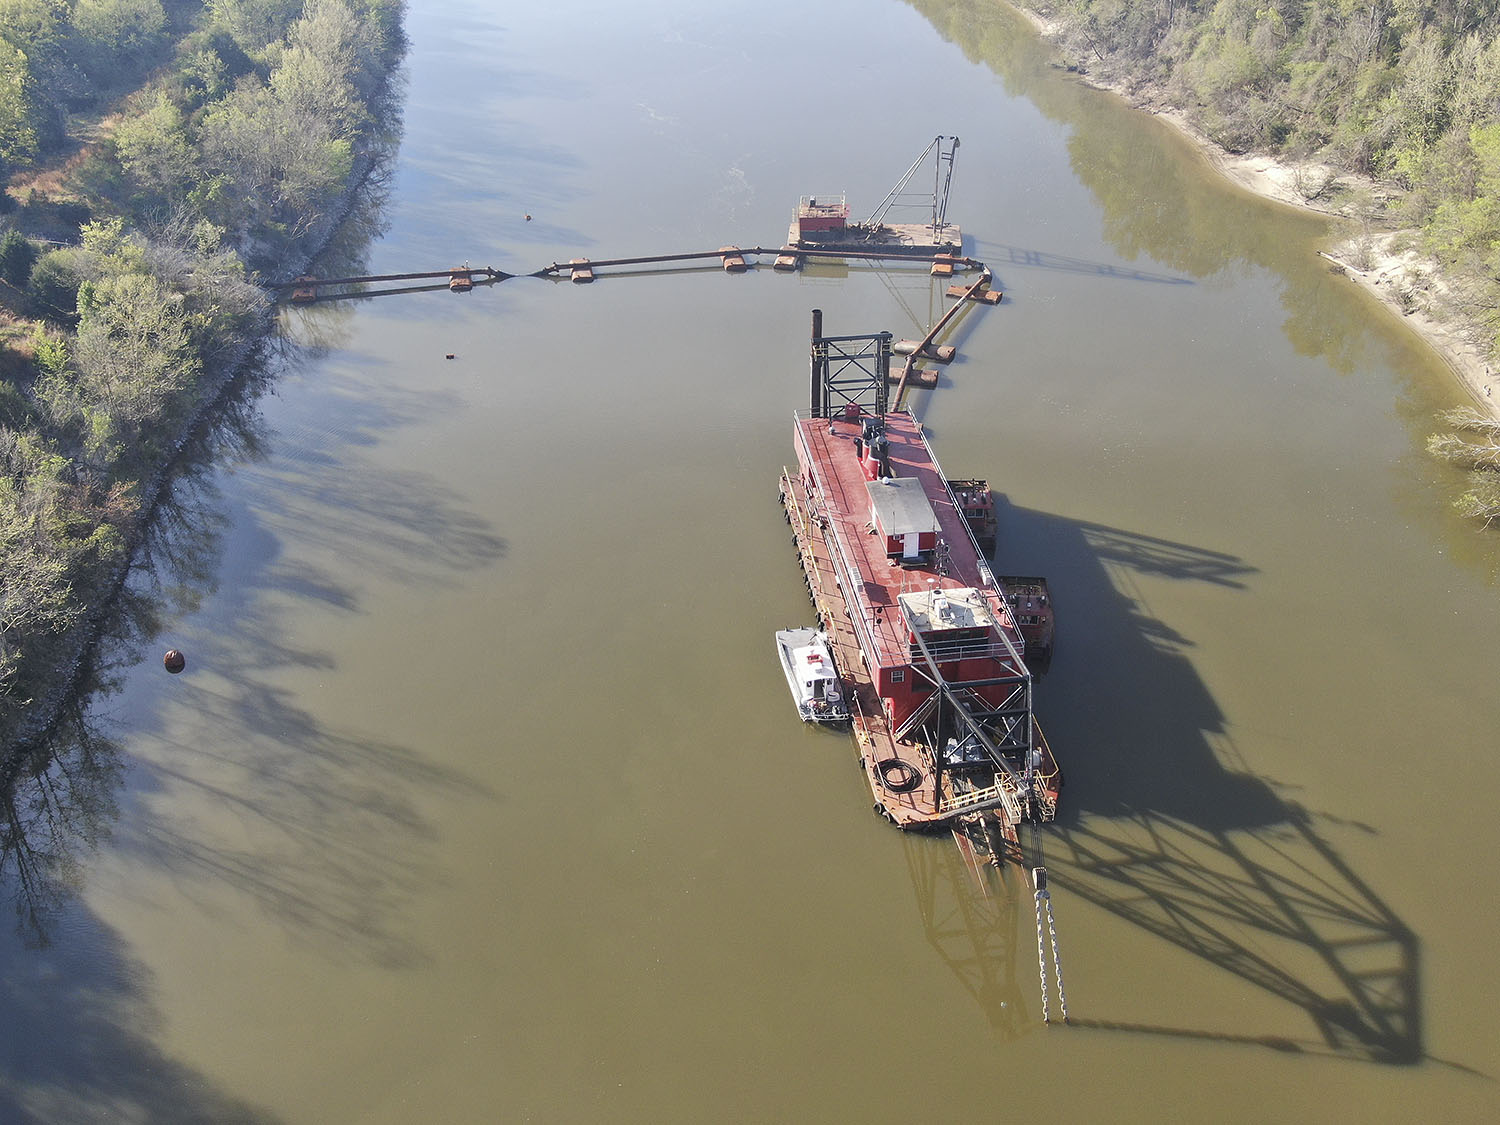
1027 1 1500 523
1034 1 1500 348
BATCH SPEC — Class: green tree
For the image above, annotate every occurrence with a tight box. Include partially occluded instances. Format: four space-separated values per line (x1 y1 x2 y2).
113 90 199 205
0 529 77 695
0 228 38 287
1391 0 1500 42
41 269 199 467
1429 121 1500 258
0 426 78 696
71 0 169 64
207 0 303 54
272 0 379 137
1448 30 1500 128
1383 25 1454 182
198 81 354 244
27 247 93 320
175 44 230 107
30 325 67 380
0 0 72 154
0 0 70 57
0 40 42 168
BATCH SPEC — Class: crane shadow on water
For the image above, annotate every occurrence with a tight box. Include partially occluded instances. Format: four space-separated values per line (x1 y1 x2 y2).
980 243 1192 288
900 498 1433 1068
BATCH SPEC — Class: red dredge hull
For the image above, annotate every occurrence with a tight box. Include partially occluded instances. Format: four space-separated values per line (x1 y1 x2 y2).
780 406 1060 833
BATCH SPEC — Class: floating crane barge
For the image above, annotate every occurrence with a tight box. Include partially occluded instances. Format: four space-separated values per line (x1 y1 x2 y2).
780 312 1060 846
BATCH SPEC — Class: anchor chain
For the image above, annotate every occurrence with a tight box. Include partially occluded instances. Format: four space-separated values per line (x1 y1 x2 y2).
1033 872 1052 1025
1044 879 1069 1022
1031 860 1069 1024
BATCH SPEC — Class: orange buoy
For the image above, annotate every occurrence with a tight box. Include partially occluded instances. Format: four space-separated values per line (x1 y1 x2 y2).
164 649 186 673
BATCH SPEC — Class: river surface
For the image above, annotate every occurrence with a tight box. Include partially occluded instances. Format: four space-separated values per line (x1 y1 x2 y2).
4 0 1500 1120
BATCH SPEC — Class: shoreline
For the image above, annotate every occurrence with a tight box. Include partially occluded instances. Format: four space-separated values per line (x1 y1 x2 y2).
1010 3 1500 421
2 94 402 754
1192 130 1499 417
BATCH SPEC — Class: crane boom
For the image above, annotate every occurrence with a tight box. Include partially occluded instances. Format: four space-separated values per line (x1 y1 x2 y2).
864 136 960 233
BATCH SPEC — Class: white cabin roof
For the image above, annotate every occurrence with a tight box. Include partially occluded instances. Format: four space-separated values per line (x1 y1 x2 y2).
792 644 837 679
866 476 939 537
897 586 1000 633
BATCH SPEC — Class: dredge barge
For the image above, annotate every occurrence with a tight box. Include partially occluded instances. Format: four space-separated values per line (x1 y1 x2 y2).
779 313 1060 843
789 137 963 256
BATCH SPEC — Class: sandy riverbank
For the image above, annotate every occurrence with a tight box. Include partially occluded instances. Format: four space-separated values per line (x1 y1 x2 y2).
1010 3 1500 420
1204 142 1499 416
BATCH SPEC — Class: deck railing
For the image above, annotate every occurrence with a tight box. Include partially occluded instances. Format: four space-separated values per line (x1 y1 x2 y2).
792 418 887 671
902 635 1029 667
940 775 1024 822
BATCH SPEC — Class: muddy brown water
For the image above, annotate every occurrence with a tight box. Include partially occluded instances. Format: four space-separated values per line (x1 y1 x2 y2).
2 1 1499 1120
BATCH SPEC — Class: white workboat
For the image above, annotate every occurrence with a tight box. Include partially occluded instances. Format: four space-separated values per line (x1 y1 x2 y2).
775 628 850 724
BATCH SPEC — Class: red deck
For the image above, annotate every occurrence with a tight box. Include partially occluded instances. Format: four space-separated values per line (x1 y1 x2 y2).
795 412 1021 664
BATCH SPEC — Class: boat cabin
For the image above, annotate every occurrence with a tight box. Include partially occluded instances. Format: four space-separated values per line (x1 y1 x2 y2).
866 585 1017 731
946 478 997 556
999 576 1054 668
866 477 940 567
899 584 1002 640
795 641 838 697
795 194 849 240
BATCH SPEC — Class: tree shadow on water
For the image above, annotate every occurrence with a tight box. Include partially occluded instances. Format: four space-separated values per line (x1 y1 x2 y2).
101 348 505 972
0 708 279 1123
0 297 508 1108
0 908 278 1123
116 679 482 972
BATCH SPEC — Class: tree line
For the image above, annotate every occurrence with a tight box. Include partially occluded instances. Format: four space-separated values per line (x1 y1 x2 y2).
1036 1 1500 320
0 0 405 742
1028 0 1500 524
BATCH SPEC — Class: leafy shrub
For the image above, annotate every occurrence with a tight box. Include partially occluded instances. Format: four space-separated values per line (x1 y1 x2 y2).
27 249 91 319
0 228 38 286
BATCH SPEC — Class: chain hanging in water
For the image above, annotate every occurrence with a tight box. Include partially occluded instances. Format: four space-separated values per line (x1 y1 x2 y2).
1030 840 1070 1024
